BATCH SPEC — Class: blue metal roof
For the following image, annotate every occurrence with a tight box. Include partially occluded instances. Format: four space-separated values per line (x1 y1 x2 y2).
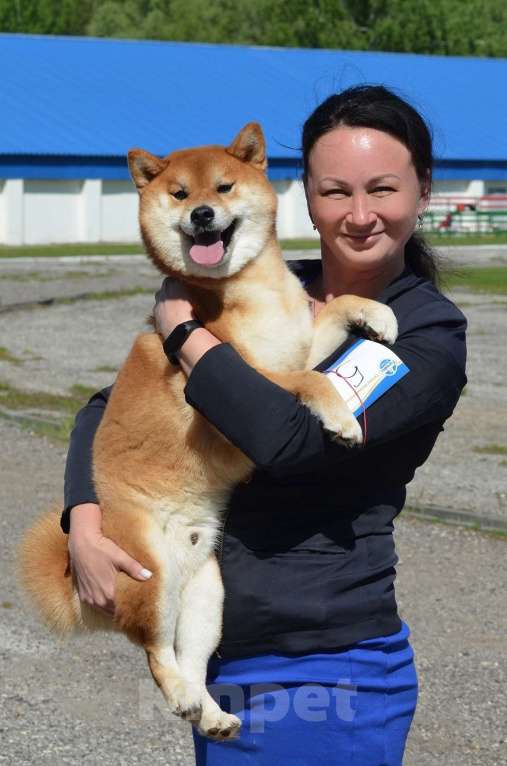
0 33 506 163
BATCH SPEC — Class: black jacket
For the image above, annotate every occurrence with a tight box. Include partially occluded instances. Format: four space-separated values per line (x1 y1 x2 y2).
62 264 467 658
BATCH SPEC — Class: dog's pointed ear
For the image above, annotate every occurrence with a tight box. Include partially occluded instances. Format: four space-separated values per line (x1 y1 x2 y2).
128 149 166 191
227 123 267 172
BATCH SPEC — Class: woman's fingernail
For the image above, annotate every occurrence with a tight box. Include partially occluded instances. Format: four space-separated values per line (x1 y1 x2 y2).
140 568 153 579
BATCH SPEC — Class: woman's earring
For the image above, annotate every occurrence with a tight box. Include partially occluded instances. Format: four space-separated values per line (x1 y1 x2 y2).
312 224 317 231
417 214 424 230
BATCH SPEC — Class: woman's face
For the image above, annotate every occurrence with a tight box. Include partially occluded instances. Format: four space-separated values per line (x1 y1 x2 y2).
305 126 429 275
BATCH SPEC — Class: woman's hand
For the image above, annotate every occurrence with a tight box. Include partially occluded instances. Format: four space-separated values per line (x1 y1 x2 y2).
68 503 152 617
153 277 195 340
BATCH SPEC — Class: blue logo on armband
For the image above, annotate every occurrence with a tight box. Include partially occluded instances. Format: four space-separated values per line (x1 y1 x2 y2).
379 358 399 376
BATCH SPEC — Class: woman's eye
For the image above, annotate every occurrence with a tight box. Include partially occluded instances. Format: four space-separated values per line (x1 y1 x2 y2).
217 183 234 194
171 190 188 201
372 186 395 195
323 189 348 197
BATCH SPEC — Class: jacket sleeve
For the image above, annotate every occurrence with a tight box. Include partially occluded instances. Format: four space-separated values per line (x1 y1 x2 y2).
183 301 467 471
60 386 112 533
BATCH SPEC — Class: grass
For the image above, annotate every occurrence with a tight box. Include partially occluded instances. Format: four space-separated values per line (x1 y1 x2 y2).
473 444 507 456
403 507 507 539
0 380 97 443
0 346 25 365
0 243 144 258
441 266 507 294
94 364 118 373
0 240 321 257
2 232 507 258
279 238 319 250
428 232 507 247
59 287 152 303
0 269 113 282
0 347 44 364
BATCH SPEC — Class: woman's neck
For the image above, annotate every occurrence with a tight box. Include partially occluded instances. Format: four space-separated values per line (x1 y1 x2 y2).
308 247 405 305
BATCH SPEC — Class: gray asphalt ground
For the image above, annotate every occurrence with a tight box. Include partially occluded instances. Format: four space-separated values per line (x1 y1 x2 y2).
0 248 506 765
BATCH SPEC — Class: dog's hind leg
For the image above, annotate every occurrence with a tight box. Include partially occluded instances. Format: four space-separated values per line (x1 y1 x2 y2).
141 563 204 722
107 511 202 721
174 555 241 740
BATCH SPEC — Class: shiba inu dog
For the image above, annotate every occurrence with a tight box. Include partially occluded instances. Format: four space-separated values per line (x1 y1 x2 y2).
18 123 397 740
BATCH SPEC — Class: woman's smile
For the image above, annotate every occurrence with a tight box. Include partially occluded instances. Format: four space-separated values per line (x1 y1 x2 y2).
342 230 385 242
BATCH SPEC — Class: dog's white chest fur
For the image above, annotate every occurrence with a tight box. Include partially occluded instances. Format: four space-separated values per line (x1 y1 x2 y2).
226 271 314 371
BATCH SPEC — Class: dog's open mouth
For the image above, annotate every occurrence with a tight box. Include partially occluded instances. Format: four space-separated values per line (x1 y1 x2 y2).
188 221 237 267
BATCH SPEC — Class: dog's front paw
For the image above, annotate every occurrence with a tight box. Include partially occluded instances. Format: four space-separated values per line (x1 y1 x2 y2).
304 390 363 447
324 411 363 447
353 303 398 345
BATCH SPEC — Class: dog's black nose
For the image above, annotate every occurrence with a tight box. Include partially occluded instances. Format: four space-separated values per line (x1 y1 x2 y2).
191 205 215 227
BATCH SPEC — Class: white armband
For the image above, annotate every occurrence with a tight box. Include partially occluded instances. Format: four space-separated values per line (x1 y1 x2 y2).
325 339 410 417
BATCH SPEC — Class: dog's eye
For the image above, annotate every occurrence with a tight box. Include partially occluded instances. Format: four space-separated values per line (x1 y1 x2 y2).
171 190 188 201
217 183 234 194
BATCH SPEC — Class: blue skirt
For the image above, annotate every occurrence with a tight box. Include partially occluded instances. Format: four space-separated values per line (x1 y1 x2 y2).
193 622 418 766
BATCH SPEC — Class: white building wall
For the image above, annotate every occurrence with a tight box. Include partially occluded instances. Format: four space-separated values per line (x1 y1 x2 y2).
0 179 24 244
80 179 102 242
0 175 501 245
23 180 82 244
273 178 316 239
431 179 485 197
0 180 4 242
100 181 140 242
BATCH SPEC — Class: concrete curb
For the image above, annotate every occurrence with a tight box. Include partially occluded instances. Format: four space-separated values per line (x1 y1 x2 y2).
404 504 507 534
0 293 109 313
0 254 147 265
0 288 154 314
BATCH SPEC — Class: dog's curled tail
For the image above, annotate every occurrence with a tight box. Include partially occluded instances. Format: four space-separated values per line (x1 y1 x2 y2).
17 510 83 634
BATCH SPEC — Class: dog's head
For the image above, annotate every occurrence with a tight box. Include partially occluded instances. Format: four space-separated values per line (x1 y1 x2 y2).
128 123 277 280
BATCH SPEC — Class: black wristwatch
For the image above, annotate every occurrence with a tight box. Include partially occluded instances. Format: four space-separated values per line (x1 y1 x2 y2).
162 319 203 365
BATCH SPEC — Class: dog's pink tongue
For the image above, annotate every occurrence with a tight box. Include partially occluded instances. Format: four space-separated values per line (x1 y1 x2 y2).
189 240 224 266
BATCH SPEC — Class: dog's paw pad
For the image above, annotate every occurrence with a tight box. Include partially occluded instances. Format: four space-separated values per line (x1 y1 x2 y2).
200 712 241 741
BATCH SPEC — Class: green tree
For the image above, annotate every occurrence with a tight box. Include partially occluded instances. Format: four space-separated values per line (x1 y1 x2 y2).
345 0 507 56
87 0 143 38
0 0 93 35
155 0 364 48
2 0 507 57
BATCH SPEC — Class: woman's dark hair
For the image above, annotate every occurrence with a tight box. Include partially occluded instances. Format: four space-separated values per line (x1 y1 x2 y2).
302 85 439 284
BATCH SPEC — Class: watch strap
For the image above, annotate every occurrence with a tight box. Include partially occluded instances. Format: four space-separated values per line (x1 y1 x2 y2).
162 319 203 365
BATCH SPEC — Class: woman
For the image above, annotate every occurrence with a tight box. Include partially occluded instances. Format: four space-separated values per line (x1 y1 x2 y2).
63 85 467 765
